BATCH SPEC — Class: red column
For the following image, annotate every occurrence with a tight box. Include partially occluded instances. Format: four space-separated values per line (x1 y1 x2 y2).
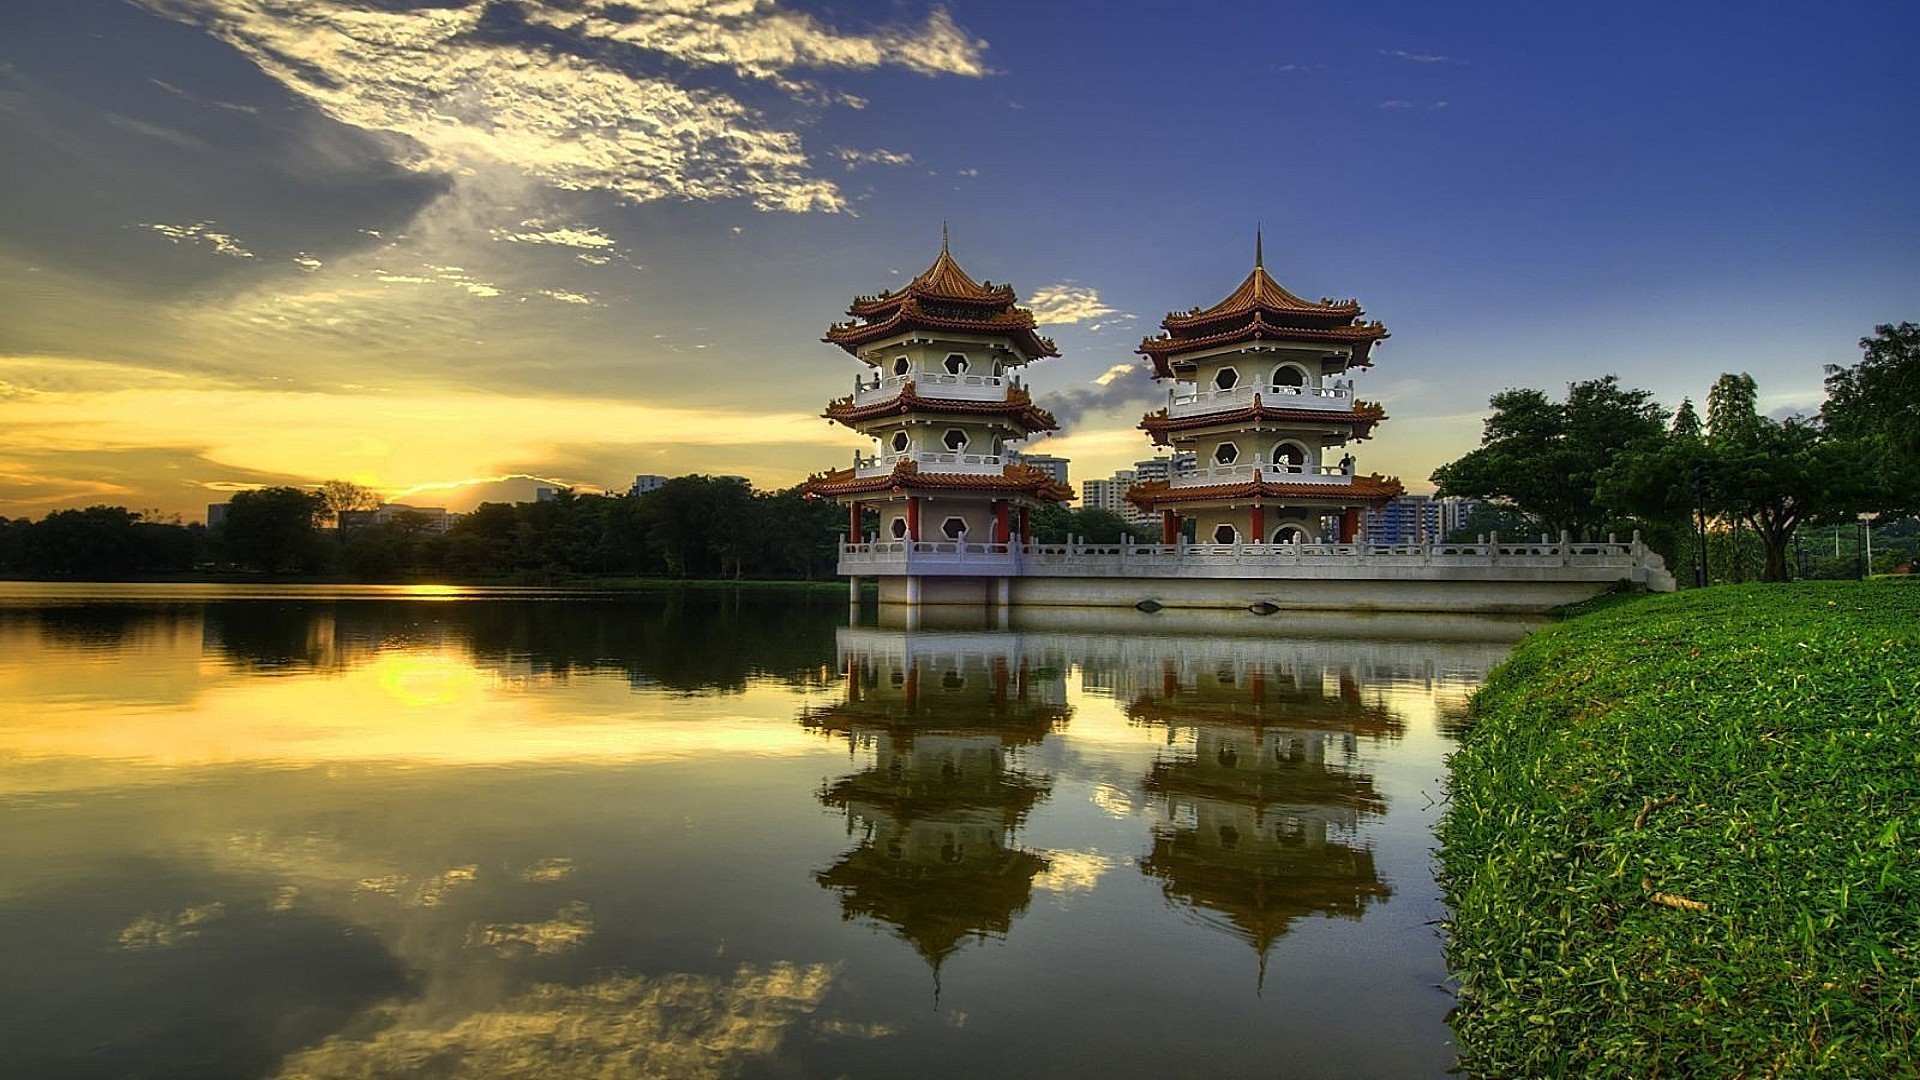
1161 511 1179 544
847 501 861 542
1250 505 1266 543
1339 508 1361 544
906 497 920 541
994 500 1010 544
1018 506 1031 544
904 660 920 709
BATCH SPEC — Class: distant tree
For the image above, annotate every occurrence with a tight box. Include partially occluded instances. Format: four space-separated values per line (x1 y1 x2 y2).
1029 505 1152 544
1822 321 1920 513
220 487 327 573
1604 372 1861 583
317 480 383 524
1433 376 1669 539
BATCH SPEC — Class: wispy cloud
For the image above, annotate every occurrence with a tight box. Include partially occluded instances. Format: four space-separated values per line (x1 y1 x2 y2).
1380 48 1459 64
132 0 989 215
833 147 917 169
1027 283 1121 326
140 221 255 258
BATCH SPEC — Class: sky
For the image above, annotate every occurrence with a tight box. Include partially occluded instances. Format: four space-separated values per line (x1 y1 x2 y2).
2 0 1915 521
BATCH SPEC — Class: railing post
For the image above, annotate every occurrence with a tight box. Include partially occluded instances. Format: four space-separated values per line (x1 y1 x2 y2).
1487 529 1499 563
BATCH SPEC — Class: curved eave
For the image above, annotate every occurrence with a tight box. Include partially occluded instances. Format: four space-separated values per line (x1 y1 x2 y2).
846 248 1019 316
1138 403 1387 444
822 386 1059 434
825 301 1059 359
1123 474 1405 511
804 463 1076 503
1161 266 1363 329
1139 317 1387 377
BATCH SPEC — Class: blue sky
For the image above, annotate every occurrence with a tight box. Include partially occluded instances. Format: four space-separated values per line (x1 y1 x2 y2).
2 0 1914 519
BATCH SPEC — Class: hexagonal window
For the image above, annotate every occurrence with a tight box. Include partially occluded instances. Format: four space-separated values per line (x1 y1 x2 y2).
1213 366 1239 391
892 356 911 376
943 428 969 452
890 517 909 539
942 517 968 540
1213 442 1239 465
891 431 910 453
944 352 969 375
1212 524 1238 544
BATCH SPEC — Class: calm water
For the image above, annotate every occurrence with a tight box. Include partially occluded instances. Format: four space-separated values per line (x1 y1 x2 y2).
0 584 1533 1079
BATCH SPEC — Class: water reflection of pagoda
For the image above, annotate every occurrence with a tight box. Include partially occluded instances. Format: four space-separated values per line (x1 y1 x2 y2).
803 630 1069 973
1126 645 1398 976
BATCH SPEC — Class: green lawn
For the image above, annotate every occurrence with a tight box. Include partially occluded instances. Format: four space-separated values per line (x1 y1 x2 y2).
1438 580 1920 1078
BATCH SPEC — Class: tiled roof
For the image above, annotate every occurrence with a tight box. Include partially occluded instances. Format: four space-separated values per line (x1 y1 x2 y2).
1139 399 1386 444
825 247 1059 360
803 460 1075 502
824 382 1059 433
1137 260 1389 378
1124 473 1404 511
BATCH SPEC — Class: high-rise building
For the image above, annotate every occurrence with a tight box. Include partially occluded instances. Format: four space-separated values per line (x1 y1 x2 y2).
629 474 667 496
1362 494 1441 545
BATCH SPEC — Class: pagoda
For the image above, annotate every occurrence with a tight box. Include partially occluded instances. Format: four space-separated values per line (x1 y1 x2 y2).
1128 236 1403 545
804 234 1072 603
802 630 1069 977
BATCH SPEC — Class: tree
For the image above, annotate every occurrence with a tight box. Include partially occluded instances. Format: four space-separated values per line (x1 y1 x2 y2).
220 487 327 573
1603 372 1861 583
1432 376 1668 539
1822 322 1920 513
317 480 383 523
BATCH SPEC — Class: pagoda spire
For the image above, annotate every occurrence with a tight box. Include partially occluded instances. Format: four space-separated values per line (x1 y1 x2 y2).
942 220 950 254
1255 225 1264 269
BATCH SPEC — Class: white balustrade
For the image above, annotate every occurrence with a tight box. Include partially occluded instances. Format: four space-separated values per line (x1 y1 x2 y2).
852 370 1012 406
1169 461 1354 488
1166 382 1353 418
854 450 1007 477
837 533 1660 583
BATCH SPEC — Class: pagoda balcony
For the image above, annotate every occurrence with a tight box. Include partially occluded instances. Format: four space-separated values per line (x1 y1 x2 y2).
852 450 1010 477
852 371 1018 407
1166 383 1352 418
1170 462 1355 488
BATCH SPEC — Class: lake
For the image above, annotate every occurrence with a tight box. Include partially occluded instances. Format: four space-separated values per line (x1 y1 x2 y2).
0 584 1534 1078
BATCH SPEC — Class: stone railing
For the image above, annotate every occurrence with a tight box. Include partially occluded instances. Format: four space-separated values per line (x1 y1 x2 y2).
1167 383 1351 418
839 531 1672 589
1171 462 1354 488
852 371 1013 406
853 450 1008 477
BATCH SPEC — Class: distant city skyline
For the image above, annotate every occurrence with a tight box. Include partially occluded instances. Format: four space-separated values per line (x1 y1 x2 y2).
3 0 1915 521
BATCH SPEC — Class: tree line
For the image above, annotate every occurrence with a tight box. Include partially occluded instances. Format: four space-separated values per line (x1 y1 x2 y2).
0 473 1155 583
1432 322 1919 583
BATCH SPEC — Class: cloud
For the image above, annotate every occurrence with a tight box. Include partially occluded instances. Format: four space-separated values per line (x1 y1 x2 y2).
0 353 837 509
1042 362 1160 430
1378 100 1414 110
132 0 989 214
832 147 916 169
1027 283 1121 326
1380 48 1458 64
140 221 256 258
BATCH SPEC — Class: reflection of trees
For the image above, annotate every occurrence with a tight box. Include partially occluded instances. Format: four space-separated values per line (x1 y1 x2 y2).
1129 653 1394 975
194 593 842 691
805 632 1068 971
2 604 194 651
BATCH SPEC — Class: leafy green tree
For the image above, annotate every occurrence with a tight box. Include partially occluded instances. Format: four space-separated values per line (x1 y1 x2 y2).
1604 372 1862 583
1822 322 1920 513
1433 376 1669 539
220 487 327 573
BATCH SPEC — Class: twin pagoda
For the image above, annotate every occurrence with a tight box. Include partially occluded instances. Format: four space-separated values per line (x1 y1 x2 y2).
803 236 1403 607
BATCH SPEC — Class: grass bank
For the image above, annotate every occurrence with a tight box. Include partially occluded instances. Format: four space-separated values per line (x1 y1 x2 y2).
1438 581 1919 1078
